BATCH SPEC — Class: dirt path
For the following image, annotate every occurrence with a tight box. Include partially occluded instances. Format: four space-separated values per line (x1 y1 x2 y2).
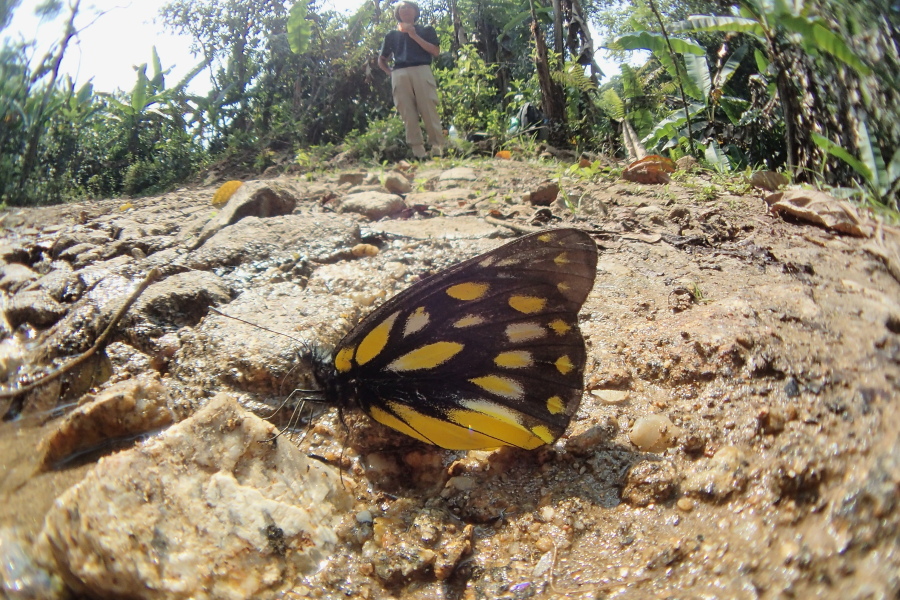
0 157 898 599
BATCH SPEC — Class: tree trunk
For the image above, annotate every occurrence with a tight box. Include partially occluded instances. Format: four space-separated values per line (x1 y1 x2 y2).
529 1 567 146
551 0 563 69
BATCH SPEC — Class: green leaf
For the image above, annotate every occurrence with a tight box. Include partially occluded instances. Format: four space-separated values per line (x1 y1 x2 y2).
287 0 312 55
600 88 625 121
131 64 149 114
887 148 900 187
173 59 207 92
856 119 887 190
754 49 769 74
718 96 750 124
613 31 705 56
809 21 872 75
150 46 165 91
75 81 93 105
811 131 873 182
714 44 749 90
683 52 710 101
670 16 766 39
704 139 731 172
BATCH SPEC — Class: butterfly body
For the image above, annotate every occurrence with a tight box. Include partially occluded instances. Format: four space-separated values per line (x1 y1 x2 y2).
316 228 598 450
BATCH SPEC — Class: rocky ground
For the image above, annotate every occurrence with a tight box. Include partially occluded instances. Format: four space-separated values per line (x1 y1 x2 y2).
0 155 898 600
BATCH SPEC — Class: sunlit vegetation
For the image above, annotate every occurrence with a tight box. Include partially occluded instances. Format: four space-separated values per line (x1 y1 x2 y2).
0 0 896 211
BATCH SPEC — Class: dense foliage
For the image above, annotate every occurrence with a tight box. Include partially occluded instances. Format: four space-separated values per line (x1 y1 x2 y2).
0 0 896 209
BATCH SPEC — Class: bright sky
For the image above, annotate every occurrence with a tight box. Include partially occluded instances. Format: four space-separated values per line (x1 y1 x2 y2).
5 0 626 94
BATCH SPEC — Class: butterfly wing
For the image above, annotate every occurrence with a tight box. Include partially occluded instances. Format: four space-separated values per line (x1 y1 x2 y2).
329 228 598 450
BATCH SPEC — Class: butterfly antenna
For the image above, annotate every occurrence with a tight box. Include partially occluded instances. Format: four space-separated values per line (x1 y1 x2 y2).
207 306 305 344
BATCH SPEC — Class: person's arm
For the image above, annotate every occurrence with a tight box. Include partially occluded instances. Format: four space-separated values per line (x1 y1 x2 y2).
398 23 440 57
378 54 392 75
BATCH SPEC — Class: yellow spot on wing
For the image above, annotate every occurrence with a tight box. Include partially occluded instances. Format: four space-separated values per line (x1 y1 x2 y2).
369 405 433 445
448 402 545 450
494 351 532 368
547 395 565 415
538 233 552 242
356 312 399 365
469 375 524 399
556 355 575 374
389 403 517 449
549 319 571 335
531 425 556 444
453 314 485 328
505 322 546 343
403 307 429 337
387 342 464 372
554 252 570 266
334 347 355 373
446 282 489 301
509 295 547 314
557 281 571 293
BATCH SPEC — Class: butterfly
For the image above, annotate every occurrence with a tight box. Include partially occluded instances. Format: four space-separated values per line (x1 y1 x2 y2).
311 228 598 450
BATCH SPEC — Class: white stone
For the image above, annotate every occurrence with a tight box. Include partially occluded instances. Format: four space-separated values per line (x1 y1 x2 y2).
36 394 352 600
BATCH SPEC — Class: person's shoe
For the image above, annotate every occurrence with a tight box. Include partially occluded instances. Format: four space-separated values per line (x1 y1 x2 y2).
412 145 427 160
430 145 444 158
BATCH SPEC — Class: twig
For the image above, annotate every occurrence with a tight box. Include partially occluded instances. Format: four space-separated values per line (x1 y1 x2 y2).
484 216 541 234
0 268 161 399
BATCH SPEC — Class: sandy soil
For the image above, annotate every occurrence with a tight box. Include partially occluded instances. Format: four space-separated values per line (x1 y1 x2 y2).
0 157 898 599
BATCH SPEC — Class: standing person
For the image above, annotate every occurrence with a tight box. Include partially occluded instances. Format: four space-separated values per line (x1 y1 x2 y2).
378 1 445 160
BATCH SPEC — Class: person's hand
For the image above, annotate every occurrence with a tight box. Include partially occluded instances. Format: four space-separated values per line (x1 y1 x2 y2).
398 22 414 34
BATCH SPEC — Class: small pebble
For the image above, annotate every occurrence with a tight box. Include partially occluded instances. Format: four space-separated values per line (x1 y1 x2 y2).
591 389 630 404
445 476 476 491
629 414 682 452
538 506 555 522
351 244 379 258
677 497 695 512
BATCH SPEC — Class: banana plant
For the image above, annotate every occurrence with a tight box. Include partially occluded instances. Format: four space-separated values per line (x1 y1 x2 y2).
669 0 872 177
813 120 900 209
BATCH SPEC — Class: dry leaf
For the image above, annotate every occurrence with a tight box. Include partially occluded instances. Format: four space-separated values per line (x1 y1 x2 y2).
767 190 874 237
622 155 676 184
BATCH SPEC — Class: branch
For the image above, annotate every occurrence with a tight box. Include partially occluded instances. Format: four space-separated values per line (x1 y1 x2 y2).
0 268 161 400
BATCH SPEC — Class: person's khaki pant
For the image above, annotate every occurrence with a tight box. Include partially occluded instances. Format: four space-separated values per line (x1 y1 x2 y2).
391 65 445 158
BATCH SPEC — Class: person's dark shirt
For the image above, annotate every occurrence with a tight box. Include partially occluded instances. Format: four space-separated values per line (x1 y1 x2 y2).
379 25 438 69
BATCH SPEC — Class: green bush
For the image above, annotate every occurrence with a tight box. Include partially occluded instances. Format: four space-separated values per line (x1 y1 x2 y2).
344 116 408 162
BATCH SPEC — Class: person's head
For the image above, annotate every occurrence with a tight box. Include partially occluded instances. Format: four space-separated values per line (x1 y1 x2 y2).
394 1 420 23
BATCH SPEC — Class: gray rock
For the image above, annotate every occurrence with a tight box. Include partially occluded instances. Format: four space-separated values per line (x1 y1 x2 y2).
682 445 750 501
338 191 406 221
437 167 477 189
120 271 233 354
35 394 352 600
404 188 478 207
438 167 477 182
56 242 98 263
0 263 38 292
187 182 299 250
337 172 365 186
185 213 354 271
383 171 412 195
4 289 68 328
346 184 384 194
622 458 678 506
36 375 174 470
